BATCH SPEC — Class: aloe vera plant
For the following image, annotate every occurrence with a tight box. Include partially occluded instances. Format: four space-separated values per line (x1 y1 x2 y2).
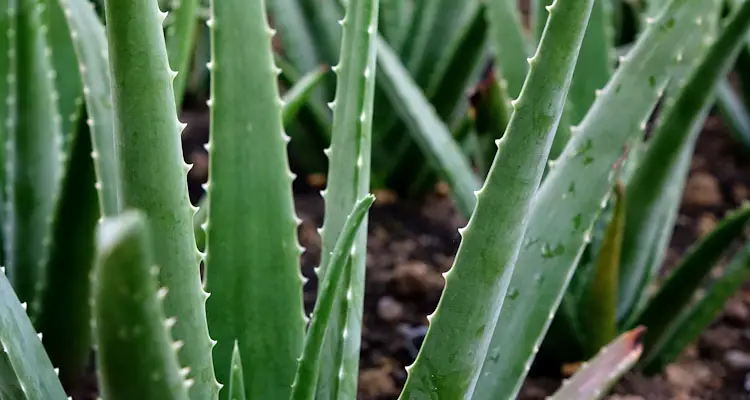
2 0 750 399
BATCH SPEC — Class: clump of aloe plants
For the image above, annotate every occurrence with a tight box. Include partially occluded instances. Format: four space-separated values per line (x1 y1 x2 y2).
1 0 750 399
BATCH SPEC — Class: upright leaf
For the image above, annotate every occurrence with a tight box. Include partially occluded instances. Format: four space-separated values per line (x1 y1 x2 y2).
92 211 190 400
57 0 122 216
5 0 65 307
316 0 379 397
399 0 595 396
165 0 199 108
291 195 374 400
203 0 306 397
100 0 218 396
618 0 736 323
475 1 720 397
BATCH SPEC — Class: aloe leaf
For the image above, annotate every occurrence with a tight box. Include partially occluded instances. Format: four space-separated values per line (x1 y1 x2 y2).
474 1 720 398
387 1 490 196
530 0 553 41
41 0 82 144
469 71 512 177
568 0 615 124
385 7 491 198
484 0 532 99
374 37 481 217
315 0 379 397
581 182 626 355
291 195 375 400
281 65 329 128
297 0 343 67
33 113 99 388
165 0 198 109
101 0 218 396
264 0 325 96
0 350 24 399
716 78 750 150
5 0 65 307
378 0 408 49
228 342 246 400
397 0 472 88
640 238 750 373
618 0 742 324
193 64 330 253
549 327 646 400
0 0 11 267
634 204 750 354
426 2 489 124
56 0 122 217
0 267 66 399
92 211 190 400
202 0 306 398
400 0 595 396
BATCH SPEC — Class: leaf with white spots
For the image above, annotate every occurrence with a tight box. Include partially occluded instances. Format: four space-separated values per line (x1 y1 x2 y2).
400 0 595 396
92 211 189 400
474 0 728 398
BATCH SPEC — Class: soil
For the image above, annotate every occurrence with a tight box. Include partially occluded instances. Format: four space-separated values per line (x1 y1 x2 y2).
162 95 750 400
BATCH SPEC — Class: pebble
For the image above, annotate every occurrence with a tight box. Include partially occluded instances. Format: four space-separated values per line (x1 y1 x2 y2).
377 296 404 323
683 172 722 207
725 350 750 370
358 367 397 398
724 299 749 324
733 183 748 203
697 213 717 237
391 261 444 296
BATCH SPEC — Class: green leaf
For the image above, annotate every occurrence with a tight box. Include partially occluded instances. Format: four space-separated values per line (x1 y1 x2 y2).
34 113 99 388
56 0 122 217
640 237 750 372
374 37 481 218
193 64 331 252
0 265 66 399
315 0 379 397
165 0 199 109
634 204 750 360
92 211 190 400
474 1 721 397
484 0 532 99
6 0 65 307
100 0 218 396
716 78 750 150
617 0 739 324
568 0 615 124
203 0 306 398
549 327 646 400
41 0 82 144
400 0 595 396
291 195 375 400
281 65 330 127
581 182 626 355
228 342 246 400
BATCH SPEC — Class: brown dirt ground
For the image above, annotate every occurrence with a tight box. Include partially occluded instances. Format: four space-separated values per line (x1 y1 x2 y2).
167 102 750 400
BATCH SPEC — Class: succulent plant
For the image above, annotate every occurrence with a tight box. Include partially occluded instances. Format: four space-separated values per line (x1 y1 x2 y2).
1 0 750 400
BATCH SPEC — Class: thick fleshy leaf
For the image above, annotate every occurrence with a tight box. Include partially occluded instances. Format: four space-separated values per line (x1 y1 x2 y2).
474 1 722 397
92 211 190 400
203 0 306 397
101 0 218 396
400 0 595 396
